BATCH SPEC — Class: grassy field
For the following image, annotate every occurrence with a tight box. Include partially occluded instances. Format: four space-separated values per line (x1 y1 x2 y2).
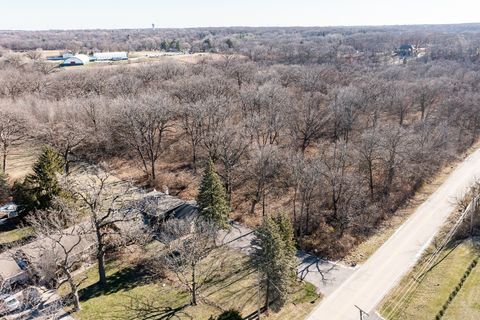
69 247 320 320
379 239 480 320
0 226 33 245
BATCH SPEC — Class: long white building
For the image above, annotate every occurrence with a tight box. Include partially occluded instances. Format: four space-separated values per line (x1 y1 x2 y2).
93 52 128 61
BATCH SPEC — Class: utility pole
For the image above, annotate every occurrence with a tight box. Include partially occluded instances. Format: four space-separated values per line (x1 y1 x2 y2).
354 305 369 320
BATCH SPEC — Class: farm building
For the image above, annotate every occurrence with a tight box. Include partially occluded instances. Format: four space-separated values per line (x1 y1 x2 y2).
62 54 90 66
93 52 128 61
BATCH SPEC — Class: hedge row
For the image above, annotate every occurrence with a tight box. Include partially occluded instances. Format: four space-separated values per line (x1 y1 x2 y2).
435 257 479 319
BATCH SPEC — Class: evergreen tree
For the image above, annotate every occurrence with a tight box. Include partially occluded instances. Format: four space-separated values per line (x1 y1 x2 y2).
251 214 297 312
13 146 63 215
196 159 229 228
216 309 242 320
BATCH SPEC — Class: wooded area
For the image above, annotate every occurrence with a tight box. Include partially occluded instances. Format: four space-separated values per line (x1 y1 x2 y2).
1 25 480 258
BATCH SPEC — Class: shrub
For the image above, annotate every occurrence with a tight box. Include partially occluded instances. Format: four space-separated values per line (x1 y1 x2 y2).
216 309 243 320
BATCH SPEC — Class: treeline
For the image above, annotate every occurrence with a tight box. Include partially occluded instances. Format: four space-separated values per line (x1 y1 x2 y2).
1 31 480 257
2 24 480 64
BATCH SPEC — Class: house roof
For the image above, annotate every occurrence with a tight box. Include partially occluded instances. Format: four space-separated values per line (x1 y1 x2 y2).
0 252 25 282
139 191 186 218
19 224 96 265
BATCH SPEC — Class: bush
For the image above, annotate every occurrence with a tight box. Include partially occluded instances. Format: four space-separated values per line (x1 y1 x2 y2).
216 309 243 320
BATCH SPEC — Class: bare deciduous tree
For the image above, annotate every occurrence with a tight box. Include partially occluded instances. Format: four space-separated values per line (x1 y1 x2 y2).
117 93 175 184
0 110 27 174
158 217 220 306
66 170 148 286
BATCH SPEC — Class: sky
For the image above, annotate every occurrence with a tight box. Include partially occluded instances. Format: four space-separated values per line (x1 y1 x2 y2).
1 0 480 30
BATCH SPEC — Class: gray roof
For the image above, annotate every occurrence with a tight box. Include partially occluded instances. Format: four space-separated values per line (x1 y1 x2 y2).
139 191 186 218
0 252 26 282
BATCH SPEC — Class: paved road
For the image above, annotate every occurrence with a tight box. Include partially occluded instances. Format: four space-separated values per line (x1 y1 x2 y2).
307 148 480 320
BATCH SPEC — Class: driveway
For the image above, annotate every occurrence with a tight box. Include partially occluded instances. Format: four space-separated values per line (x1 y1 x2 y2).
220 222 354 296
307 148 480 320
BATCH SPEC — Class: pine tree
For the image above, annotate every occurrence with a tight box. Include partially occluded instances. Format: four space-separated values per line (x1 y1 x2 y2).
197 159 229 228
13 146 63 215
251 214 297 313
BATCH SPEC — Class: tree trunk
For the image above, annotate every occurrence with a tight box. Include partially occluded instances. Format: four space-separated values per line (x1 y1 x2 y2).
264 278 270 314
292 184 298 236
64 149 70 174
67 272 81 312
2 146 6 174
150 160 156 185
368 161 374 199
191 263 197 305
97 252 107 286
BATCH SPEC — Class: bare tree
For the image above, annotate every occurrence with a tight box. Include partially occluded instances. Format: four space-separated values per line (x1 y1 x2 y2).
116 93 175 184
244 145 282 216
288 92 329 154
40 115 90 174
26 200 91 312
357 129 382 199
66 170 148 286
159 217 220 306
0 111 27 174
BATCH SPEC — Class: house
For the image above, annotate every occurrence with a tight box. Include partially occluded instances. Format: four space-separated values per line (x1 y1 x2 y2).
397 44 417 57
92 52 128 61
62 54 90 66
139 191 198 228
0 224 96 288
0 253 28 290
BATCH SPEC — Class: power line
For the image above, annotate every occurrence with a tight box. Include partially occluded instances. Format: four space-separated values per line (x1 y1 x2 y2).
383 196 477 319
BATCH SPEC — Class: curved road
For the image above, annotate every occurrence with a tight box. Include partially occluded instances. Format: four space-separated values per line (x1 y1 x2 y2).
307 147 480 320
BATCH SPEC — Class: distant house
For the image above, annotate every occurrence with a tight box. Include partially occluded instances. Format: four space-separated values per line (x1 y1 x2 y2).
397 44 417 57
62 54 90 66
92 52 128 61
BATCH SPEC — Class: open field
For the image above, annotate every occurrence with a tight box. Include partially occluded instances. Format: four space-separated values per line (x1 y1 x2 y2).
66 247 320 320
379 239 480 319
5 143 41 182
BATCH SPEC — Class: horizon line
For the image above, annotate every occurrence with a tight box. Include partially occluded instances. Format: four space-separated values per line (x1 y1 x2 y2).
2 21 480 32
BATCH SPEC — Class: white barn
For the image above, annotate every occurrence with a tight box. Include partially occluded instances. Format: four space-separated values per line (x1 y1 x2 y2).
93 52 128 61
63 54 90 66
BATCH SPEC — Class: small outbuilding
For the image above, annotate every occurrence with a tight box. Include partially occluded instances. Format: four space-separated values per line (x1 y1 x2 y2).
62 54 90 66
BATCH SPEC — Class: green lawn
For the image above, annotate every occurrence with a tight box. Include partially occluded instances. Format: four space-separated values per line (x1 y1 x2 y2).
444 254 480 320
379 239 480 320
0 226 33 245
69 247 320 320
